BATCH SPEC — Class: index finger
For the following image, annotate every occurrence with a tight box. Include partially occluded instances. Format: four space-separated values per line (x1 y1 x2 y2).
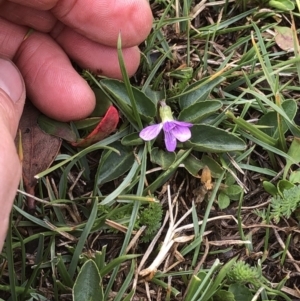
6 0 153 47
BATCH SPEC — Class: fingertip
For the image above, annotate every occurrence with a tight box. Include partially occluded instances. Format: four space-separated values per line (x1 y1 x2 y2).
54 28 141 79
14 32 96 121
33 80 96 122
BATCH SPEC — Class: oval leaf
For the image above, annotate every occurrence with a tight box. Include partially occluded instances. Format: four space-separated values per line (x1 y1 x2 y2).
263 181 278 196
150 147 176 170
97 141 134 185
223 185 243 200
100 79 156 121
182 154 204 177
218 192 231 209
73 260 103 301
179 76 225 109
144 86 165 107
257 99 297 137
277 179 294 196
201 155 223 177
121 132 144 146
228 283 253 301
38 114 77 143
178 100 222 123
184 124 246 152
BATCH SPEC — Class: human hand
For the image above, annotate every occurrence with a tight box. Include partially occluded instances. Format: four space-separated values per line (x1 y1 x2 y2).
0 0 153 120
0 0 153 251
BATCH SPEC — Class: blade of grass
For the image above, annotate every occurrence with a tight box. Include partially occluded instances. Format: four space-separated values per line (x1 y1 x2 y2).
113 260 135 301
191 202 200 266
6 214 17 301
68 197 99 278
117 34 142 130
104 147 146 298
251 23 275 89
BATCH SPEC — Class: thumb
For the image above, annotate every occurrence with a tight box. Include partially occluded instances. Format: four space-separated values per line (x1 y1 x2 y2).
0 57 26 135
0 57 25 252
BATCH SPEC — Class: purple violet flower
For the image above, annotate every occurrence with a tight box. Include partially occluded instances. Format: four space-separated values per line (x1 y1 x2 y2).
139 101 193 152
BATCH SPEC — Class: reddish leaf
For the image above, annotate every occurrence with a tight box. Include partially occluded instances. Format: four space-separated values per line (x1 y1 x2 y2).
17 102 61 210
71 106 119 148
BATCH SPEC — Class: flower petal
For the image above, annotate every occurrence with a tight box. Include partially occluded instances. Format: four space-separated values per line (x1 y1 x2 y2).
164 131 177 152
139 123 163 141
171 125 191 142
172 120 193 127
163 121 176 132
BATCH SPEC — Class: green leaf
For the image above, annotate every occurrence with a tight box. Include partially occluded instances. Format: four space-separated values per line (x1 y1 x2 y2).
214 290 235 301
73 117 101 131
184 125 246 152
182 154 204 177
218 192 231 209
143 86 165 107
100 79 156 122
121 132 144 146
277 179 294 197
223 185 243 200
144 149 192 194
228 283 253 301
73 260 103 301
97 141 134 185
257 99 297 137
38 115 77 142
289 170 300 184
178 100 222 123
283 137 300 179
263 181 278 196
90 87 112 117
201 155 223 177
269 0 295 11
150 147 176 170
179 76 225 109
225 173 236 186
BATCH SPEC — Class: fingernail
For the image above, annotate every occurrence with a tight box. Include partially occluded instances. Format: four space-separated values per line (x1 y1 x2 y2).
0 57 24 103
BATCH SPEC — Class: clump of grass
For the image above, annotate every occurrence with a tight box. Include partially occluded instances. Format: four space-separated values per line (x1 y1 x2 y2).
2 0 300 300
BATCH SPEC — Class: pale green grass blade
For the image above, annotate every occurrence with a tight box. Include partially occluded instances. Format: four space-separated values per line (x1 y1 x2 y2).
117 34 142 130
68 197 98 278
